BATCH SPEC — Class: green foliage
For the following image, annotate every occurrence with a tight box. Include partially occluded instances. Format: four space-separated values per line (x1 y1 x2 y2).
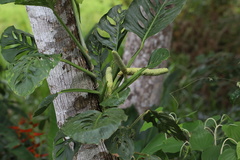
95 5 127 51
143 110 188 141
1 26 36 63
1 26 60 97
0 0 15 4
105 127 135 160
219 149 238 160
123 0 186 42
160 52 240 120
148 48 170 69
222 122 240 142
53 131 80 160
100 88 130 107
33 93 58 117
61 108 128 144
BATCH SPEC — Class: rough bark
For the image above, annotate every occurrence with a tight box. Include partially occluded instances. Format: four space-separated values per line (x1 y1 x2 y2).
26 1 114 159
121 26 173 114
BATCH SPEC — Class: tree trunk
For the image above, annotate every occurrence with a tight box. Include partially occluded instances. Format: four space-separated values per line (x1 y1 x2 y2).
121 26 173 114
26 1 114 159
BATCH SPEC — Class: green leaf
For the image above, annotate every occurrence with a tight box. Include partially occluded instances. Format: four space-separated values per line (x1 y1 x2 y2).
0 0 15 4
141 133 165 155
140 107 164 132
222 122 240 142
219 148 237 160
61 108 128 144
143 110 188 141
201 146 221 160
189 128 214 151
123 0 186 42
33 93 58 117
95 5 127 51
100 88 130 107
237 142 240 159
86 34 110 87
15 0 56 9
148 48 170 69
7 53 60 97
53 131 81 160
161 137 184 153
144 155 162 160
1 26 37 63
105 127 135 160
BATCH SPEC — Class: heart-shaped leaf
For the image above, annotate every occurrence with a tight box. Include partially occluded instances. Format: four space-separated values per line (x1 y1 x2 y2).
105 127 135 160
95 5 127 51
222 122 240 142
124 0 186 42
148 48 170 68
33 93 58 117
61 108 128 144
219 148 237 160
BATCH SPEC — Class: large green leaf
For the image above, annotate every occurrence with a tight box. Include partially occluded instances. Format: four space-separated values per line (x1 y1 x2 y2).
222 122 240 142
148 48 170 69
15 0 55 9
95 5 127 51
141 133 165 155
105 127 135 160
53 131 81 160
1 26 60 97
161 137 184 153
100 88 130 107
7 53 60 97
1 26 37 63
123 0 186 41
201 146 221 160
189 128 214 151
33 93 58 117
143 110 188 141
61 108 128 144
0 0 15 4
219 148 237 160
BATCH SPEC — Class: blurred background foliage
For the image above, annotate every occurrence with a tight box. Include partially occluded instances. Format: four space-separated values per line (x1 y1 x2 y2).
0 0 240 158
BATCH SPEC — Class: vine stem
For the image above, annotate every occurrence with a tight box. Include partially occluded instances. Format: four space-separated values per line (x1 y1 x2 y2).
220 138 238 154
71 0 88 50
60 58 96 79
129 110 150 129
126 42 144 67
53 10 93 70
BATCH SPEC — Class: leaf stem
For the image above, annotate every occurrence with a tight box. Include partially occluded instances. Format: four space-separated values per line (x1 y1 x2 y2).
126 42 144 67
129 110 150 129
53 10 93 70
60 58 96 79
71 0 88 50
59 88 100 95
